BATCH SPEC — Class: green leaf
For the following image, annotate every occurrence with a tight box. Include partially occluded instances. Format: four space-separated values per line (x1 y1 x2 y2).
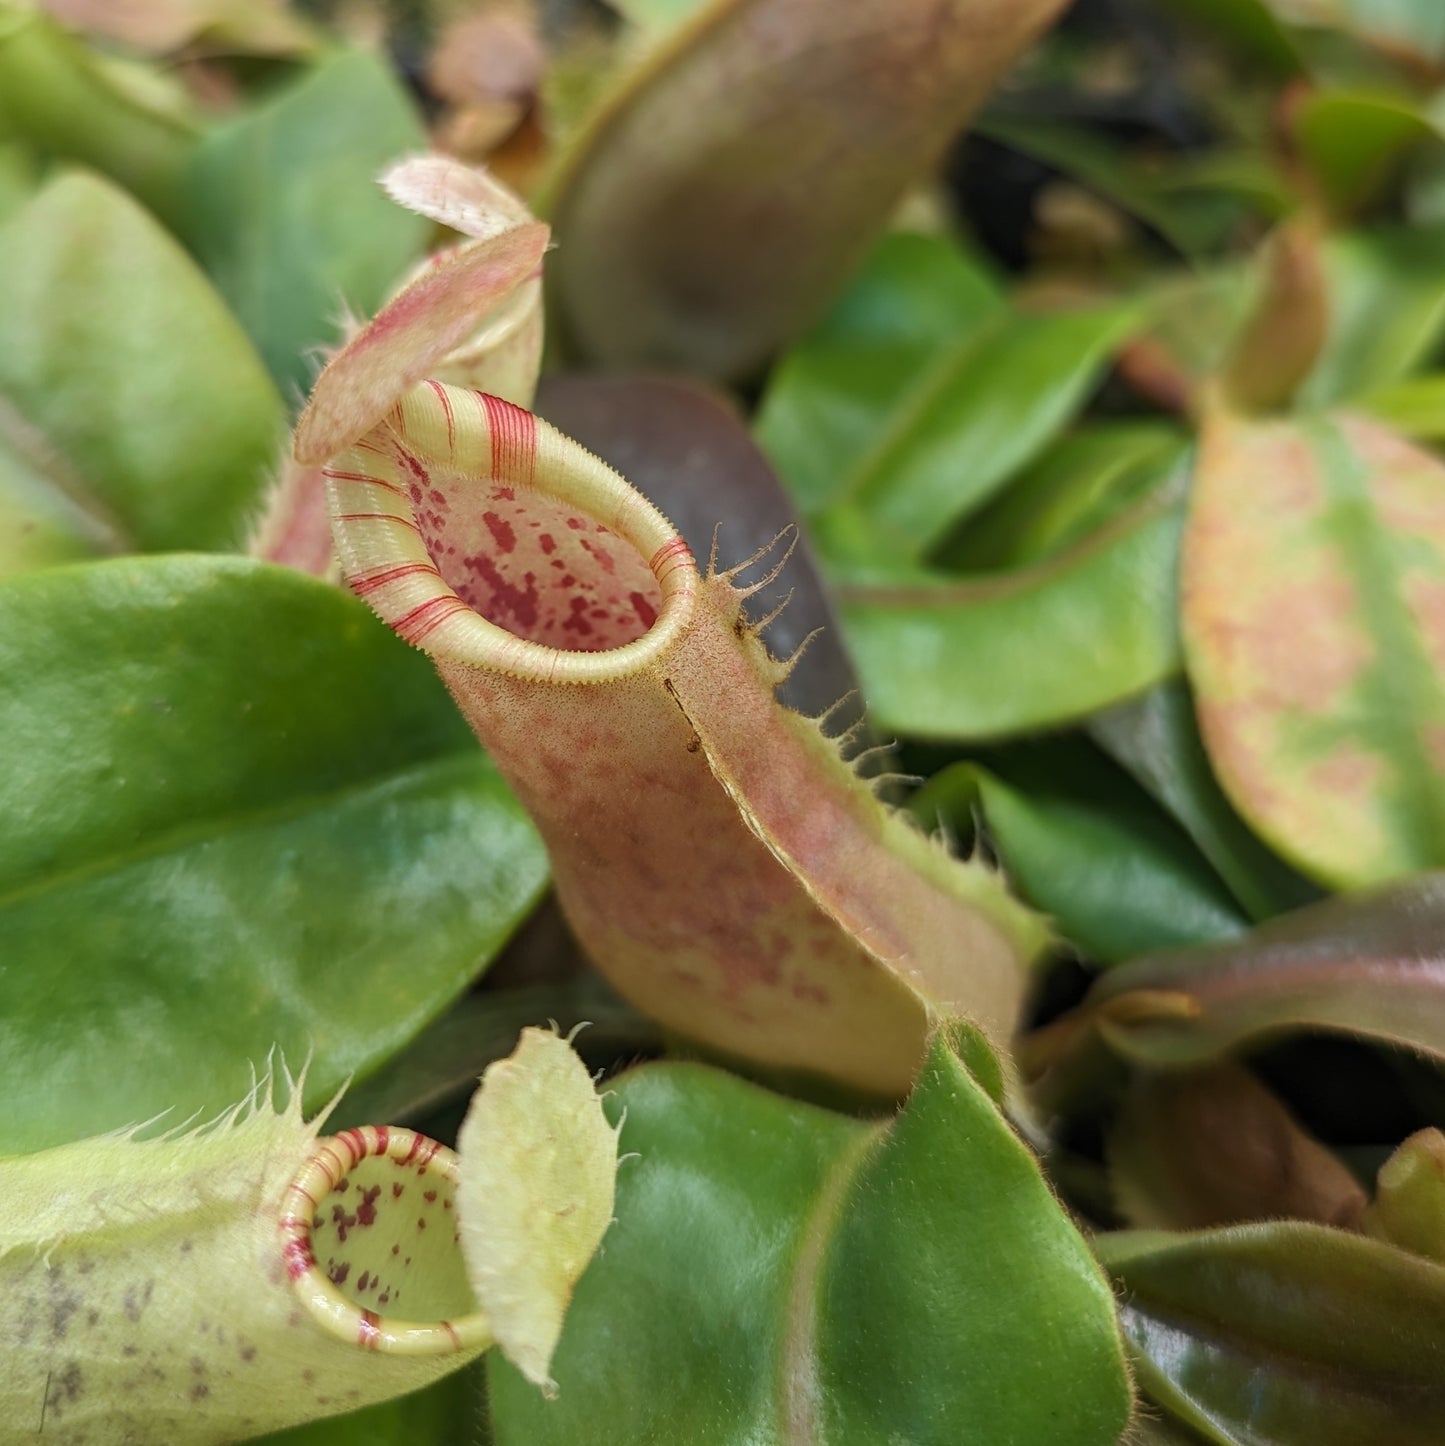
837 488 1185 738
823 303 1138 561
0 5 197 226
916 741 1247 965
181 49 427 398
0 138 36 223
1089 681 1323 923
1359 370 1445 439
0 425 119 576
755 231 1002 518
1075 875 1445 1071
1301 223 1445 407
1098 1223 1445 1445
0 172 285 575
1182 410 1445 887
0 554 548 1153
939 420 1188 571
247 1368 483 1446
487 1038 1131 1444
1292 90 1438 216
758 253 1135 565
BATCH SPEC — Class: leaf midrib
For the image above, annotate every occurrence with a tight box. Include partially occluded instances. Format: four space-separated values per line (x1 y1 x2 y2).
825 306 1011 516
835 478 1184 610
0 390 133 556
0 748 487 913
777 1123 886 1445
1308 415 1445 867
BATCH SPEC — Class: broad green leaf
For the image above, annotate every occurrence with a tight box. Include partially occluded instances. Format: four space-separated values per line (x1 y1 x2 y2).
1074 875 1445 1071
1292 89 1438 215
0 424 121 576
1151 150 1295 222
487 1038 1132 1445
1107 1062 1366 1231
816 302 1138 560
0 172 284 574
755 231 1002 517
1359 370 1445 438
837 488 1184 738
181 50 427 397
940 421 1188 571
797 231 1003 352
0 5 196 225
916 741 1247 965
1301 223 1445 406
0 554 548 1153
0 138 36 222
547 0 1070 379
1099 1223 1445 1445
756 236 1134 562
1089 681 1323 922
1182 410 1445 887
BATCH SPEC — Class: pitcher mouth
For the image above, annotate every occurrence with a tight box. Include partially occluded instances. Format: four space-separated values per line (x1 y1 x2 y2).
325 381 698 684
281 1126 492 1357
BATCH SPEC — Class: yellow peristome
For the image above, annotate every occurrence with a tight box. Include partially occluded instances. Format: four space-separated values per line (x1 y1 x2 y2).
455 1027 620 1394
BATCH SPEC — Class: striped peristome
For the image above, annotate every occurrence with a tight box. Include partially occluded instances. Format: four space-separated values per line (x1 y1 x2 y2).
310 361 1049 1103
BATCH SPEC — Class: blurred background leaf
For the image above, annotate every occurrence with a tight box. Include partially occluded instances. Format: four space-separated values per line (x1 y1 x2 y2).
180 48 427 399
1063 875 1445 1072
916 739 1248 964
1182 411 1445 887
1100 1224 1445 1445
0 172 283 578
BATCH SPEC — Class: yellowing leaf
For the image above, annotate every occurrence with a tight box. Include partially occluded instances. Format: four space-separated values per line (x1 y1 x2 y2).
1183 408 1445 886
